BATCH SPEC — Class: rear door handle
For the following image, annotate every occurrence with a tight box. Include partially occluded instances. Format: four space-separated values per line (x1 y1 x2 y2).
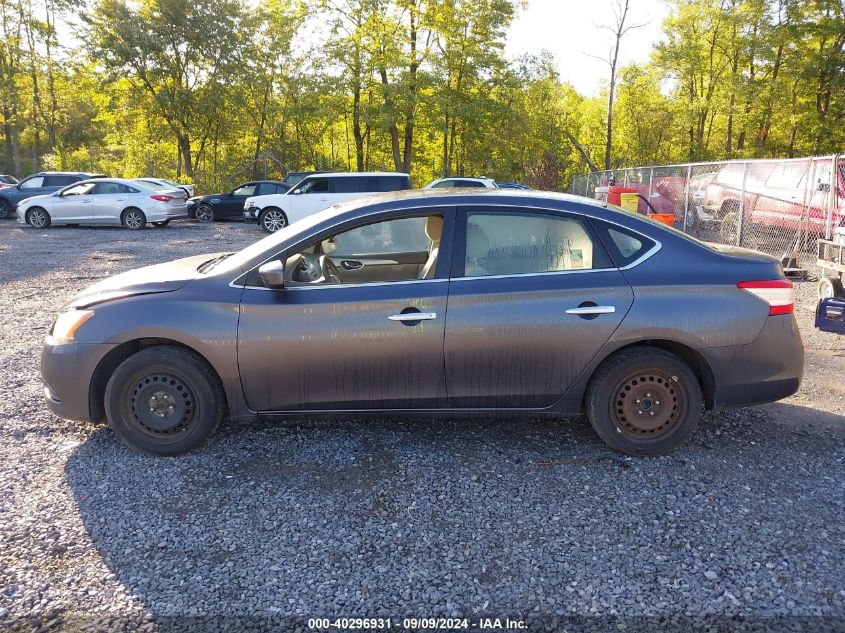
565 306 616 315
388 312 437 322
116 198 127 202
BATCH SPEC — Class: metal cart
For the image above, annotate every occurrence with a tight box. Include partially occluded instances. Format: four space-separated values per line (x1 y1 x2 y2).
817 238 845 299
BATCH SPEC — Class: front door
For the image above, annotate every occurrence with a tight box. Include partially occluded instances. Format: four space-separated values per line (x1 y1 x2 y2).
51 182 96 222
237 209 453 412
444 208 634 408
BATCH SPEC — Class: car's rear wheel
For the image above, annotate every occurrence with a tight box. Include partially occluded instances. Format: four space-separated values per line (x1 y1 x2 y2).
718 201 740 244
104 346 226 456
586 347 703 456
122 208 147 230
818 276 845 299
153 220 171 228
195 204 214 224
0 199 12 219
259 207 287 233
26 207 51 229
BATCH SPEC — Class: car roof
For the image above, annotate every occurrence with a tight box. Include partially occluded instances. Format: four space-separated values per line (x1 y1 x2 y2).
301 172 409 178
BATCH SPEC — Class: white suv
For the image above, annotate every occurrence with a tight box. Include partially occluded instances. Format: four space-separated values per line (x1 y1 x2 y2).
244 172 411 233
424 177 498 189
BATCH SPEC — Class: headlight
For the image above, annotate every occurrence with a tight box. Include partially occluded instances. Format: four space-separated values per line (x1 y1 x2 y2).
244 200 254 208
49 309 94 345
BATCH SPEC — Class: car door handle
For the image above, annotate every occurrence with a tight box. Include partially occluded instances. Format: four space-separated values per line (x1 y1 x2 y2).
340 260 364 270
81 199 92 204
388 312 437 322
115 198 127 201
565 305 616 315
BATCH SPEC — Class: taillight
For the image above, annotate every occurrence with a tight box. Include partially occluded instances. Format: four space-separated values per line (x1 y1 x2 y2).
737 279 794 315
151 194 173 202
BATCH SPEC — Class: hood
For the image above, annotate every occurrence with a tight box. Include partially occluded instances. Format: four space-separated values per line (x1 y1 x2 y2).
63 252 226 309
190 192 224 203
19 193 54 206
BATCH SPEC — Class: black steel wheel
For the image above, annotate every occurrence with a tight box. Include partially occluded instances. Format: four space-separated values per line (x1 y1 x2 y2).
586 347 703 456
104 346 226 456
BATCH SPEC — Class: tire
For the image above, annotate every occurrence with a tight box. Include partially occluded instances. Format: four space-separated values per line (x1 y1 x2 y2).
0 199 12 219
195 204 214 224
718 201 740 244
26 207 51 229
585 347 703 457
122 208 147 230
153 220 171 228
818 276 845 300
259 207 288 233
104 346 226 456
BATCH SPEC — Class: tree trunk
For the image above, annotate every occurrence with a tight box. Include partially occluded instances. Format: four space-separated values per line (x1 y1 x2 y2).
352 84 364 171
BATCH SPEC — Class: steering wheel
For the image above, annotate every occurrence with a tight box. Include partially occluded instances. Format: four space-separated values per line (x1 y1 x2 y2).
321 255 342 284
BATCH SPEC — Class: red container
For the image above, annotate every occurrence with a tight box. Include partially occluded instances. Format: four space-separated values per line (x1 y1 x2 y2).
607 186 637 206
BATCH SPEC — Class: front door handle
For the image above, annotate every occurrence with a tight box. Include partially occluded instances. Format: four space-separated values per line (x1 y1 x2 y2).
81 199 92 204
116 197 127 201
565 305 616 315
340 259 364 270
388 312 437 322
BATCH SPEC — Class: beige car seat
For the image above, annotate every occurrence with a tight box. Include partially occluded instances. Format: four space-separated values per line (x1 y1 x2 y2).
419 215 444 279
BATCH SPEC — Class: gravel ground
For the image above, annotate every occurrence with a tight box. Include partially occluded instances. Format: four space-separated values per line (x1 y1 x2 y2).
0 220 843 632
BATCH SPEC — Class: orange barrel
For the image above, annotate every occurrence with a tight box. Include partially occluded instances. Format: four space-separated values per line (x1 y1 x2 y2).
650 213 676 227
607 186 637 206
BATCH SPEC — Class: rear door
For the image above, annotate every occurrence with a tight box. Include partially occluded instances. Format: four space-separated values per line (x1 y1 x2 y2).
444 207 634 409
92 181 131 222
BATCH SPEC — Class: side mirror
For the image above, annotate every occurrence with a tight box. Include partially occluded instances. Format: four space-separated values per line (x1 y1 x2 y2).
258 260 285 289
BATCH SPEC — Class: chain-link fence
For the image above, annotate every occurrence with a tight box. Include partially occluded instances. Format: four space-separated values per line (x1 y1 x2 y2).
568 156 842 268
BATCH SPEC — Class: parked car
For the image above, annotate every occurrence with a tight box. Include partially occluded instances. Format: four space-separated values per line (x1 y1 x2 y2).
495 181 531 189
17 178 188 229
699 159 843 243
424 177 498 189
187 180 288 223
0 174 19 189
42 189 802 457
282 171 326 189
244 172 412 233
133 177 195 198
0 172 103 219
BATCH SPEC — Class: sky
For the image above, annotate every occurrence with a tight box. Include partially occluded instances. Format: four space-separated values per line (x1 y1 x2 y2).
506 0 668 96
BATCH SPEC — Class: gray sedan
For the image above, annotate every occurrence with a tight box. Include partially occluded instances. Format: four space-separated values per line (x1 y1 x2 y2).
17 178 188 229
41 190 803 456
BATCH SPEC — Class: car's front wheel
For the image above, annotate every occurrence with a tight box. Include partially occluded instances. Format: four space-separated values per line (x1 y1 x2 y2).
104 346 226 456
585 347 703 456
259 207 288 233
0 199 12 219
195 204 214 224
26 207 51 228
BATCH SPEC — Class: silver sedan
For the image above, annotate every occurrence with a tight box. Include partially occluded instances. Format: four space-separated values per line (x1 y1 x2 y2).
16 178 189 229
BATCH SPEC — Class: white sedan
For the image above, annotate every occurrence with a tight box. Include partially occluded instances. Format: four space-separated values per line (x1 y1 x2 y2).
16 178 189 229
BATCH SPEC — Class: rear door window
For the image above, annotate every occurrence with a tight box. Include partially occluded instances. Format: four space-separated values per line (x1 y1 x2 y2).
43 175 79 187
371 175 411 192
94 182 130 195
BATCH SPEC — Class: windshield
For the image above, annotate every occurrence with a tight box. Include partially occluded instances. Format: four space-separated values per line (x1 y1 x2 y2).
211 204 356 275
